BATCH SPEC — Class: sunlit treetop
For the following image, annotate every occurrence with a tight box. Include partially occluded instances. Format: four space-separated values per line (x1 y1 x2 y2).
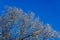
0 7 60 40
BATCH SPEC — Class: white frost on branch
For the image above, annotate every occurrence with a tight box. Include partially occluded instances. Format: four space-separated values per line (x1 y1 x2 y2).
0 7 60 40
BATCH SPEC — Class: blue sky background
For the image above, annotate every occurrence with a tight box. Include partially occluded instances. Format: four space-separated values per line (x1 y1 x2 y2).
0 0 60 40
0 0 60 31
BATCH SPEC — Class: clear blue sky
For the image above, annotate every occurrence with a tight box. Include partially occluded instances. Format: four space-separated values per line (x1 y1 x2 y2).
0 0 60 39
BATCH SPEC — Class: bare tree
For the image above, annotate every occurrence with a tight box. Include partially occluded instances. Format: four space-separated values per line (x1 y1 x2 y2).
0 7 60 40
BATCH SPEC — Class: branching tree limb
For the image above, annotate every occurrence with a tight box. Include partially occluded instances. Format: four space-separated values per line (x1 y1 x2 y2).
0 7 60 40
